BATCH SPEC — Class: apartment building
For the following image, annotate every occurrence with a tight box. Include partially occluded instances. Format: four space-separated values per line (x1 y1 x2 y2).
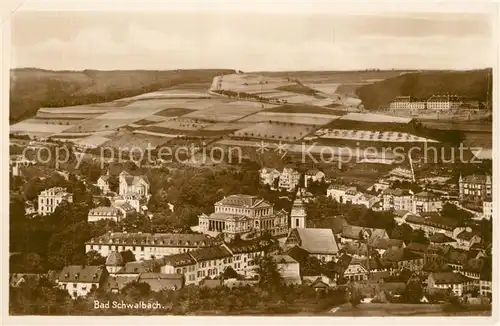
482 198 492 220
85 232 216 261
118 171 150 197
459 174 492 202
427 271 474 297
382 188 412 211
278 168 301 192
87 207 122 223
37 187 73 216
412 191 443 215
327 184 379 209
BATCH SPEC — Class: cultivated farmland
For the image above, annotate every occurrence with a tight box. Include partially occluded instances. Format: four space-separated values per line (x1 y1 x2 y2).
232 122 315 141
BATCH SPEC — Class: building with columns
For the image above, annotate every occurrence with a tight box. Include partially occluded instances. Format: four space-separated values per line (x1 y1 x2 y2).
197 194 289 239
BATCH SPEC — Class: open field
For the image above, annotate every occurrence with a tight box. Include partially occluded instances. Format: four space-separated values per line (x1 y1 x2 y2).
232 122 315 141
154 108 196 117
10 68 234 123
317 128 437 143
239 111 339 125
62 118 137 133
104 131 172 149
182 102 265 122
264 104 345 115
10 119 74 134
151 118 213 131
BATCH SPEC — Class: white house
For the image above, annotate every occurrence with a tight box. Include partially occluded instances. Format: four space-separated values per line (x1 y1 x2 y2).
482 199 492 220
37 187 73 216
118 171 150 197
88 206 122 223
304 169 326 188
97 172 111 194
427 271 474 297
259 168 281 189
57 265 108 299
278 168 301 192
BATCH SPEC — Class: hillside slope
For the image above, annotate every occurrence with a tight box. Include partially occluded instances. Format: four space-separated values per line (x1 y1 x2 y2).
355 69 492 110
10 68 234 124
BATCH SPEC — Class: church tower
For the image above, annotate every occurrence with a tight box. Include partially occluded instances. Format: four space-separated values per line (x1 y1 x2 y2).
290 197 306 229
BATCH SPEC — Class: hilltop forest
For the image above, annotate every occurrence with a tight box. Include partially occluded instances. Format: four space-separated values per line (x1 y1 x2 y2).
356 69 492 110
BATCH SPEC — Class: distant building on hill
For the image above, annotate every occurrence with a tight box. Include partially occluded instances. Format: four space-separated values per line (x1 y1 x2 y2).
389 96 426 111
426 94 462 111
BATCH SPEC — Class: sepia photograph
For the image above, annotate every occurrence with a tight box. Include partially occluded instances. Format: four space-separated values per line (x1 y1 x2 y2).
4 0 497 322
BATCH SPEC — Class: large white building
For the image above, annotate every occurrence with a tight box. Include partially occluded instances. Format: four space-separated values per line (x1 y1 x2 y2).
37 187 73 216
87 207 122 223
197 194 289 239
389 96 426 111
327 184 379 209
412 191 443 215
382 188 412 211
426 95 462 111
85 232 216 261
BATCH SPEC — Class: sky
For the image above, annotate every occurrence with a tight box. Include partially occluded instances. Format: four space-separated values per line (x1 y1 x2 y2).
10 9 496 71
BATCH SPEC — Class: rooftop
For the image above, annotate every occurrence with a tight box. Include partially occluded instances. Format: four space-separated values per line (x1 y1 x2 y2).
86 232 215 248
430 272 472 285
58 265 106 283
215 194 271 209
188 246 232 262
293 228 339 255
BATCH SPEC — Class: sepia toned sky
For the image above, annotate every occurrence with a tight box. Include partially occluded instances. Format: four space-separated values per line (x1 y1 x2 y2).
11 10 496 71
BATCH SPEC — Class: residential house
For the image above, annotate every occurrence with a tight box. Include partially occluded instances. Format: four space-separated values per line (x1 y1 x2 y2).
412 191 442 215
459 174 492 202
278 167 301 192
87 207 122 223
427 271 474 297
454 228 481 251
304 169 326 187
103 275 138 293
97 172 111 194
85 232 215 261
119 171 150 197
37 187 73 216
382 247 424 272
57 265 108 299
112 202 137 219
479 261 492 298
369 238 405 256
340 224 388 245
382 188 412 211
284 228 340 262
259 168 281 189
429 233 457 246
223 239 272 277
482 198 492 220
327 184 379 209
405 214 464 239
462 257 488 290
137 273 184 291
197 194 289 239
272 255 301 285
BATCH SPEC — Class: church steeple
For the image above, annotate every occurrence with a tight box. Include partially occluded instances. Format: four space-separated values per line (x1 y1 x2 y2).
290 197 306 229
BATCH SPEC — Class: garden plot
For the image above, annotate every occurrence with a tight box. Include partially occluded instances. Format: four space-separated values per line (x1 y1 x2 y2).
320 129 438 143
154 108 195 118
104 131 172 149
239 111 339 126
63 118 137 133
150 118 213 131
202 122 254 131
340 113 413 124
232 122 315 141
182 103 266 122
10 119 74 134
